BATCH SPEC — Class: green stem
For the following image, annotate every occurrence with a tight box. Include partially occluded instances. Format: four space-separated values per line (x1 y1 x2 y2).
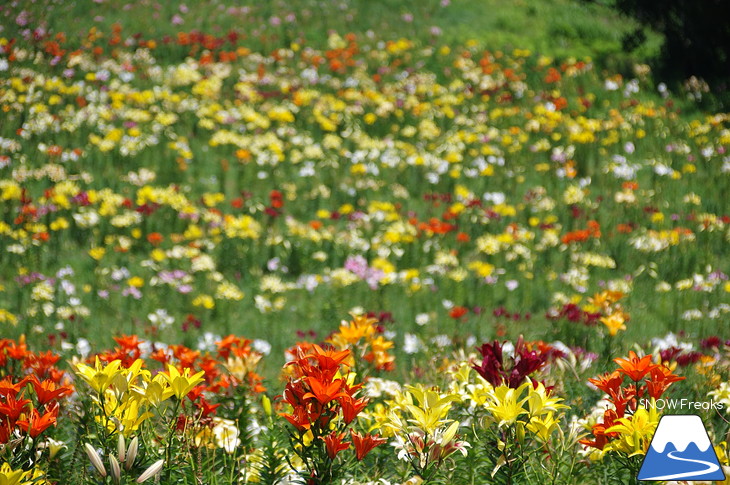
164 399 182 480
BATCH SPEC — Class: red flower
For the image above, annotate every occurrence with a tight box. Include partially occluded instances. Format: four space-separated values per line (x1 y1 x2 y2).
351 431 387 460
17 403 59 438
646 366 685 400
27 376 73 406
449 306 468 319
587 371 624 398
614 351 657 382
280 406 312 432
322 431 350 460
0 393 31 422
340 396 368 424
303 377 346 405
0 376 30 398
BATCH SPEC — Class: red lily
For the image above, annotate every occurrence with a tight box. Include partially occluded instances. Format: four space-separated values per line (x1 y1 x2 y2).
28 376 73 406
0 393 32 421
614 351 657 382
340 395 368 424
646 366 685 400
323 431 350 460
17 403 59 438
351 431 387 460
303 377 347 405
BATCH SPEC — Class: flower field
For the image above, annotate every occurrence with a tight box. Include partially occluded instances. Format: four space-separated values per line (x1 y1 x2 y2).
1 0 730 483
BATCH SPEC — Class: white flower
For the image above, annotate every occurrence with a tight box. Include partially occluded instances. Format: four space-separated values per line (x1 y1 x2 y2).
415 313 430 326
252 339 271 355
431 335 451 348
403 333 421 354
212 418 240 453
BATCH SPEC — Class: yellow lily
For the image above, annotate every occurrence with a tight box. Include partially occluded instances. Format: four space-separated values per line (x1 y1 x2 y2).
99 392 153 436
527 412 560 442
485 383 529 427
0 463 31 485
75 358 123 394
401 385 457 434
132 374 175 407
526 381 569 418
162 364 205 399
604 407 659 456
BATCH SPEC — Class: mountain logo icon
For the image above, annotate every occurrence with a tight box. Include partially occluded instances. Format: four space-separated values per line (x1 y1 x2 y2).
638 414 725 481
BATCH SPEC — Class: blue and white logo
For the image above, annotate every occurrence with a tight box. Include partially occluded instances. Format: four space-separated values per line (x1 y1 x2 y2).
638 414 725 481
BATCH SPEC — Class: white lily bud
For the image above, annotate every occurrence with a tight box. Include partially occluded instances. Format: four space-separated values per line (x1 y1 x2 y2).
136 459 164 483
117 435 126 463
125 437 138 471
84 443 107 478
109 455 121 484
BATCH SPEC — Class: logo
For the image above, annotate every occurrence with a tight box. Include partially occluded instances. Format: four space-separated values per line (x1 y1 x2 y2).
638 415 725 481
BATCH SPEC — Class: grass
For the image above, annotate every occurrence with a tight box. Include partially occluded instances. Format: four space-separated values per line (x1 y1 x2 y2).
17 0 661 68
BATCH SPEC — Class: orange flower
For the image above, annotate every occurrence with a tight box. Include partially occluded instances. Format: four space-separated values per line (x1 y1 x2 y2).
0 376 30 398
0 393 31 421
588 371 624 397
351 431 387 460
279 404 311 431
17 403 59 438
561 229 590 244
544 67 561 83
449 306 468 319
27 376 73 406
614 351 657 382
303 378 347 405
322 431 350 460
306 345 351 372
646 366 685 400
340 395 368 424
146 232 164 245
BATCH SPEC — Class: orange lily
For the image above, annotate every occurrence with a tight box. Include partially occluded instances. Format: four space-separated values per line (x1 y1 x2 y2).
322 431 350 460
614 351 657 382
646 366 685 400
351 431 387 460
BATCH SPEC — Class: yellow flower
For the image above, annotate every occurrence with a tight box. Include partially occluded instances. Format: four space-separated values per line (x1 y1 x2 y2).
600 312 627 336
192 294 215 309
398 385 457 434
527 412 560 442
525 381 568 418
99 392 153 436
0 462 31 485
0 309 18 327
485 383 530 427
88 247 106 260
604 407 659 456
75 358 123 394
127 276 144 288
162 365 205 399
133 374 174 407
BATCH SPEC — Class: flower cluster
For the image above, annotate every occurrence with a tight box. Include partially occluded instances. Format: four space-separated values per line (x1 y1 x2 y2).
326 313 396 375
280 345 385 483
580 351 684 460
381 385 469 481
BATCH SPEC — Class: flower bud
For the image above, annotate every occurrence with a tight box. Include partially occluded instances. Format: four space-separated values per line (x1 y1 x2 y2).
84 443 107 478
117 435 126 463
109 455 121 484
136 459 164 483
125 437 139 471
